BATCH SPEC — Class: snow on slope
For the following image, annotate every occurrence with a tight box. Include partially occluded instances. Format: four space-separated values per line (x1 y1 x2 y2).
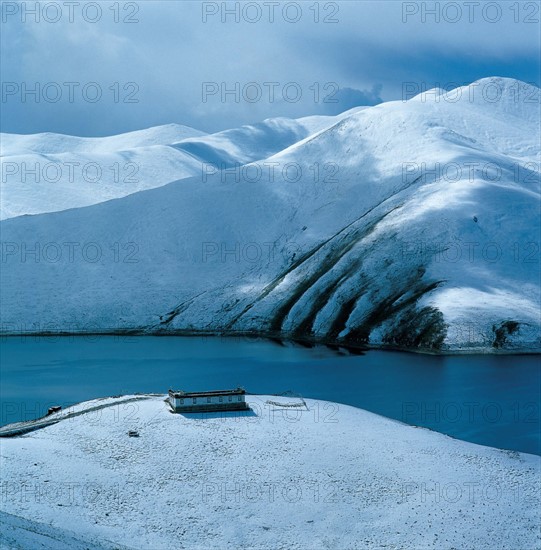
0 124 206 156
0 78 539 352
0 124 206 220
0 145 204 221
0 511 131 550
294 106 368 134
0 114 356 220
169 112 365 169
0 394 539 550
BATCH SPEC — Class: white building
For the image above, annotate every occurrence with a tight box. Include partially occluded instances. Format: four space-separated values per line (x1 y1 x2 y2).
168 387 249 413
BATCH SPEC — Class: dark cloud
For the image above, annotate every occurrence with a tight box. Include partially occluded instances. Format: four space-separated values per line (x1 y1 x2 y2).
1 1 539 136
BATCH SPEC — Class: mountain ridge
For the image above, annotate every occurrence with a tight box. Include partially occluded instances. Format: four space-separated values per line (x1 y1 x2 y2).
1 77 539 353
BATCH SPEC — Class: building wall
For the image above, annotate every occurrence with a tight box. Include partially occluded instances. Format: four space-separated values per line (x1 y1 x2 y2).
172 394 244 407
170 401 249 413
169 393 246 412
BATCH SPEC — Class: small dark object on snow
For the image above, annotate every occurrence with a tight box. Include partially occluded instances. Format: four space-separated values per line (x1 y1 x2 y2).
473 216 478 222
128 430 139 437
47 406 62 416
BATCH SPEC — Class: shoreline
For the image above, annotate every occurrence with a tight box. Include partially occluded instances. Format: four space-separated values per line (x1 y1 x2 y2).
1 329 540 356
2 392 540 458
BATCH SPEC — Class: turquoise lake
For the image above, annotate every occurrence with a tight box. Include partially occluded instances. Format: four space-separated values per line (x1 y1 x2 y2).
1 336 539 455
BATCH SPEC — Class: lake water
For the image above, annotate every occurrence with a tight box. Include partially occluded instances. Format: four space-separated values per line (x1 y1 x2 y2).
1 336 539 455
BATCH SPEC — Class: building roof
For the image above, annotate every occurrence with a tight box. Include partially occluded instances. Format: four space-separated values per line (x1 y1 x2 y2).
168 387 245 398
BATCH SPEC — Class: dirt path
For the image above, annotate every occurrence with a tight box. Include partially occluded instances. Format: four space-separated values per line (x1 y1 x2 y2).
0 395 155 438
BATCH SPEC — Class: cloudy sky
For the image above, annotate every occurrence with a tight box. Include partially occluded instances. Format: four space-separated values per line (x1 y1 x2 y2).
1 0 540 135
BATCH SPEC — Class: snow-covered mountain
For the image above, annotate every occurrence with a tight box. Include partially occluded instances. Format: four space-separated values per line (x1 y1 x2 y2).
0 123 205 220
0 112 361 220
1 78 539 352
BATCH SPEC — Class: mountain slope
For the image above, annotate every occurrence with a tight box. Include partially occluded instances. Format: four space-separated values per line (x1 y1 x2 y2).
169 109 365 169
0 114 359 220
0 123 206 156
0 124 206 220
1 78 539 352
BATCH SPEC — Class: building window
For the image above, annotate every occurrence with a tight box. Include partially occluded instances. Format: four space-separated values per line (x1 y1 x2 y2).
228 396 232 402
179 398 184 404
238 396 242 402
192 398 197 404
219 396 223 402
207 397 211 403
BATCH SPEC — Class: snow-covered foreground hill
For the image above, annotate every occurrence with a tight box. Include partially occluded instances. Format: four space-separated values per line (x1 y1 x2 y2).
1 394 539 550
0 78 539 352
